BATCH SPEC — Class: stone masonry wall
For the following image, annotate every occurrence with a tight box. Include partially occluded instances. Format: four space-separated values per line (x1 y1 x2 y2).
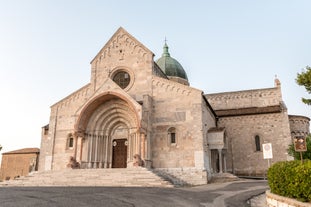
1 153 39 180
206 87 281 110
288 115 310 136
38 85 93 171
218 112 292 176
266 190 311 207
151 77 215 174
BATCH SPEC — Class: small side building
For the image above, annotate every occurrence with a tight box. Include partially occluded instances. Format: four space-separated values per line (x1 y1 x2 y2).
1 148 40 181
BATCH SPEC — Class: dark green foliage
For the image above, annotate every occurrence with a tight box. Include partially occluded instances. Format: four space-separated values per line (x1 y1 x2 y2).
296 66 311 105
268 160 311 202
287 135 311 160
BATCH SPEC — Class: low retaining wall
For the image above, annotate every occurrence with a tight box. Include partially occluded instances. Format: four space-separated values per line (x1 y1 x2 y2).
266 190 311 207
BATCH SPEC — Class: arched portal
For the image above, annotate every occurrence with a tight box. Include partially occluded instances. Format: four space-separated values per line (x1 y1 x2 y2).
75 93 141 169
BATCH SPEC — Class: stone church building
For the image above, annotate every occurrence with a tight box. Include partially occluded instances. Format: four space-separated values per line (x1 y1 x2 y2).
39 27 309 185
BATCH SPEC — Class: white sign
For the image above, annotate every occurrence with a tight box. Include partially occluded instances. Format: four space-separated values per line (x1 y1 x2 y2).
263 143 273 159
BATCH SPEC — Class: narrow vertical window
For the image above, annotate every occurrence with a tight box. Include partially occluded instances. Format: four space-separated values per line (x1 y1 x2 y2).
69 137 74 148
170 132 176 144
168 127 176 145
67 133 74 149
255 135 261 151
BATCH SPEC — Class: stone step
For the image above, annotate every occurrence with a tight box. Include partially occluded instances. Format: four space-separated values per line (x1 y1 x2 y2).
0 168 174 188
209 173 240 183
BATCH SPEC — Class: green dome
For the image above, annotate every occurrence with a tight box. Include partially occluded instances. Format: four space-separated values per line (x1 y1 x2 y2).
156 43 188 81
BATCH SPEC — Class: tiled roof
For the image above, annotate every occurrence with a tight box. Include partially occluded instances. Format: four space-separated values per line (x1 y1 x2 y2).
214 105 282 117
2 148 40 155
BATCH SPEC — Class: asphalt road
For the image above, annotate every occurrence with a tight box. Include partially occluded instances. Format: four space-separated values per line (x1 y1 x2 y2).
0 179 268 207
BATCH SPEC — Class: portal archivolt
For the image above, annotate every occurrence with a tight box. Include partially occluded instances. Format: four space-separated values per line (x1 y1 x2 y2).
74 94 143 169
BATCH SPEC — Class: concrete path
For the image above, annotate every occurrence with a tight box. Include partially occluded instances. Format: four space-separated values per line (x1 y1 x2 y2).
0 179 268 207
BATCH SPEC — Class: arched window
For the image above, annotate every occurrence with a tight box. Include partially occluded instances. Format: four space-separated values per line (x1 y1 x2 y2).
68 137 74 148
67 133 74 149
255 135 261 151
168 127 176 144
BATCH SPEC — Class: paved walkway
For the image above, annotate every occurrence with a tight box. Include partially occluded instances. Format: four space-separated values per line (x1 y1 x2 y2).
0 179 268 207
192 180 268 207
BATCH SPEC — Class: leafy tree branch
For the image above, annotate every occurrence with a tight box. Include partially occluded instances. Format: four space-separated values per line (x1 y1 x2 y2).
296 66 311 105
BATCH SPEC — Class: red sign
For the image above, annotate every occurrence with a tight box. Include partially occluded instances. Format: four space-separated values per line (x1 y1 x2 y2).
293 136 307 152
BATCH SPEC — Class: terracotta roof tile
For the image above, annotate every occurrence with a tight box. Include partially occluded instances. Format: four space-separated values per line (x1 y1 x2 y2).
2 148 40 155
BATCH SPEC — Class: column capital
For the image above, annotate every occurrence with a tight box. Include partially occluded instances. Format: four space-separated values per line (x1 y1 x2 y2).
138 127 147 134
74 130 85 138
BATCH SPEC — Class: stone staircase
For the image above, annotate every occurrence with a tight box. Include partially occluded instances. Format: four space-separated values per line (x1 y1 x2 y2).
209 173 240 183
0 167 174 187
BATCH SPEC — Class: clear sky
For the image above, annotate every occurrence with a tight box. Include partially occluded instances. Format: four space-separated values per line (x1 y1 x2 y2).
0 1 310 158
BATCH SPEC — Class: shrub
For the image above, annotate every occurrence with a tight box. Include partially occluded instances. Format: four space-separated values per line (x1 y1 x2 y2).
268 160 311 202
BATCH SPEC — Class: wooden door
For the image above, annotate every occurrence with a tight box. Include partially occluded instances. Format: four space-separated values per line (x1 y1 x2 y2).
112 139 127 168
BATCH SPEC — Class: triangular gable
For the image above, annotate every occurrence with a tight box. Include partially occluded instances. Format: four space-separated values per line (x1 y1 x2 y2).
91 27 154 64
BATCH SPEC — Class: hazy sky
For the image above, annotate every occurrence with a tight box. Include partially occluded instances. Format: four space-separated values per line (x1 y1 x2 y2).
0 1 310 157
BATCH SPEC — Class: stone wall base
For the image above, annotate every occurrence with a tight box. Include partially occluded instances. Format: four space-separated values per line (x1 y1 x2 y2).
153 168 208 186
266 190 311 207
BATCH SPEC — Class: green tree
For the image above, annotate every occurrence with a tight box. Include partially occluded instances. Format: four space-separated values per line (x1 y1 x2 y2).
0 144 2 151
296 66 311 105
288 135 311 160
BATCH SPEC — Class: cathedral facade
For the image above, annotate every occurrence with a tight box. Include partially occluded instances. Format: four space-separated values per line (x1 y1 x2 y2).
39 27 309 185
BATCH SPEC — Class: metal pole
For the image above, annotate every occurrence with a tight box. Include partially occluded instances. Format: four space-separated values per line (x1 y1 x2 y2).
300 152 303 164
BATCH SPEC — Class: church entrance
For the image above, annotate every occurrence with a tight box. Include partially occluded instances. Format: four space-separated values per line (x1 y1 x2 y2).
210 149 226 173
211 149 220 173
112 139 127 168
76 94 147 169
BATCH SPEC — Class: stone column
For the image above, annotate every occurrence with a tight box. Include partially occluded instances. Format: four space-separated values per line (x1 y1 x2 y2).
137 131 141 155
223 152 227 173
133 133 137 155
81 137 88 165
141 133 146 160
104 135 109 168
98 135 103 168
87 133 93 168
75 136 83 162
73 133 78 160
94 134 99 168
129 133 135 161
108 136 112 168
218 149 223 173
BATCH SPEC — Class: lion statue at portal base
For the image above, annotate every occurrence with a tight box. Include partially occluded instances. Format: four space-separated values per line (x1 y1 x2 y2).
133 154 144 167
66 156 80 169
